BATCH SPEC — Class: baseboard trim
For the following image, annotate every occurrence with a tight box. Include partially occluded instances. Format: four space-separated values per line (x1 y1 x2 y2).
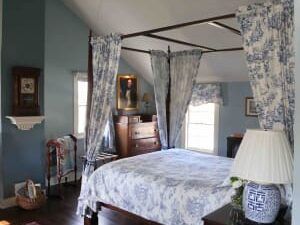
0 197 17 209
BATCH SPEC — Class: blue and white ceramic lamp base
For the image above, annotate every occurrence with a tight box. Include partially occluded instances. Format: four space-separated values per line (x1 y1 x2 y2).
243 182 281 224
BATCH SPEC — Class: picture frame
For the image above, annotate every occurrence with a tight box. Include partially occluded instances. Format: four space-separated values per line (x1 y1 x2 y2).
245 97 258 117
116 74 138 111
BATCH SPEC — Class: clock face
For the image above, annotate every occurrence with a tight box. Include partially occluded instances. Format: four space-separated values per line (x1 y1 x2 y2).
21 78 35 94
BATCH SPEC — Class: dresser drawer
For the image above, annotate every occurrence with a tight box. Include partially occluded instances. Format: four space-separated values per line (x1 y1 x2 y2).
131 122 159 139
131 137 161 151
114 115 140 124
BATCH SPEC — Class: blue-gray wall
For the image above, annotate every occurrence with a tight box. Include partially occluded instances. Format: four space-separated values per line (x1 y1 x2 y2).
293 0 300 223
44 0 155 140
1 0 45 197
43 0 155 174
44 0 89 140
0 0 155 198
218 82 259 156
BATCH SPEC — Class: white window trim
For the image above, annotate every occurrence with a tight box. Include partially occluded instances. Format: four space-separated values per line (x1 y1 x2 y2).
73 72 88 139
213 104 220 155
184 103 220 155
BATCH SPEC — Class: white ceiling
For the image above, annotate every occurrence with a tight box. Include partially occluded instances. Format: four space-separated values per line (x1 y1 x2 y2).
62 0 266 84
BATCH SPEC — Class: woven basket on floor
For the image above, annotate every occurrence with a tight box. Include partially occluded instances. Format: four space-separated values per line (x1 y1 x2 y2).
16 180 46 210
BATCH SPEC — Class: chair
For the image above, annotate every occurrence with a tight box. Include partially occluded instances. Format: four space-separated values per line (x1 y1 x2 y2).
46 134 77 197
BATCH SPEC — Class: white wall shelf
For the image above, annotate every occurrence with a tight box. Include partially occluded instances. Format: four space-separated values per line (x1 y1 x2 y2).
6 116 45 130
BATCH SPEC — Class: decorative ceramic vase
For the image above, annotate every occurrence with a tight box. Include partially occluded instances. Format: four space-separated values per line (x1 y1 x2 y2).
243 182 281 223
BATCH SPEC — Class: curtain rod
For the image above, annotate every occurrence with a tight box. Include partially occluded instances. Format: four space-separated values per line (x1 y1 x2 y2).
144 34 217 51
121 13 236 39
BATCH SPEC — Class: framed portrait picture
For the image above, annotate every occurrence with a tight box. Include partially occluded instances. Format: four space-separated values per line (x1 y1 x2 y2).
245 97 258 117
117 74 138 111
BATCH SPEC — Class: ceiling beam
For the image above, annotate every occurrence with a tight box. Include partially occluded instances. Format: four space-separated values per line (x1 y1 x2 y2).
121 46 151 54
144 34 216 51
121 13 236 39
207 21 241 35
203 47 243 53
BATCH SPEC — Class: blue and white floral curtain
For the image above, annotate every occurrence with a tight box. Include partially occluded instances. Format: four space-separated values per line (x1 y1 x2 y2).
101 112 116 153
150 51 169 149
236 0 295 146
150 50 202 148
169 50 202 147
190 83 223 106
77 33 121 215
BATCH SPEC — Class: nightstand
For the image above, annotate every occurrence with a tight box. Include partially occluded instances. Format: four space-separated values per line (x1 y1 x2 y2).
202 204 290 225
227 136 243 158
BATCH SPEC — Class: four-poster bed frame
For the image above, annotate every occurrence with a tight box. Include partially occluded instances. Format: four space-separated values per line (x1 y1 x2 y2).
84 12 241 225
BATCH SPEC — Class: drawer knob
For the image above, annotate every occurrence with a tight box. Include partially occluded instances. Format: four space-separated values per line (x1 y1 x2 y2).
154 129 157 132
135 144 139 148
154 142 157 145
135 131 140 135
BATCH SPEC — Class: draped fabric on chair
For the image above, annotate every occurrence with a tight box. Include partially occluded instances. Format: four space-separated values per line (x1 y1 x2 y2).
190 83 223 106
236 0 295 146
77 33 121 216
169 50 202 147
150 51 169 149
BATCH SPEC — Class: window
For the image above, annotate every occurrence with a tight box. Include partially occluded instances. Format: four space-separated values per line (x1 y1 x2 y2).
185 103 219 154
74 72 88 137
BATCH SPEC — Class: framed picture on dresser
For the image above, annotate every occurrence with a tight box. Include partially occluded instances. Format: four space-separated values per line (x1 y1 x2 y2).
117 74 138 111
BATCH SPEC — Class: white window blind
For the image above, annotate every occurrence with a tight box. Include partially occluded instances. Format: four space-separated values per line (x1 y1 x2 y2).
185 103 219 154
74 72 88 137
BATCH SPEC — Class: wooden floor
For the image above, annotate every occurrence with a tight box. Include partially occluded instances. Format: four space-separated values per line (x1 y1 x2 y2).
0 184 83 225
0 184 147 225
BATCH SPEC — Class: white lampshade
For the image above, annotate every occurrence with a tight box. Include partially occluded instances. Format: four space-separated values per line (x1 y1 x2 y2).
230 129 293 184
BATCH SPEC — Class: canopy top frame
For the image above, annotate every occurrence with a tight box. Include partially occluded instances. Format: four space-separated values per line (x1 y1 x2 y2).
120 13 243 54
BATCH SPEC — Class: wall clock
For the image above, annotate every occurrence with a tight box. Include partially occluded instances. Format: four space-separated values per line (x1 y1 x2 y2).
12 67 40 116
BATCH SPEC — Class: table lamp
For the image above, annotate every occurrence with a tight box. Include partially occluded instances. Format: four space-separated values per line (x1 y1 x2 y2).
230 129 293 223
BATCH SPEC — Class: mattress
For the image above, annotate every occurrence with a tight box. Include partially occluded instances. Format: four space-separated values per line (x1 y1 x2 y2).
85 148 234 225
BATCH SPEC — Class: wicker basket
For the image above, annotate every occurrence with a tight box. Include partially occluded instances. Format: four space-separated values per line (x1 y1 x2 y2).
16 180 46 210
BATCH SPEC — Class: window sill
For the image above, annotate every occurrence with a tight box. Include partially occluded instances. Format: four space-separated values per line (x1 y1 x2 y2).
186 147 217 155
73 133 85 140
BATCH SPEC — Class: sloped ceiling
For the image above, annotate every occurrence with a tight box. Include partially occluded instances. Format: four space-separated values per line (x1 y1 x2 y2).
62 0 266 84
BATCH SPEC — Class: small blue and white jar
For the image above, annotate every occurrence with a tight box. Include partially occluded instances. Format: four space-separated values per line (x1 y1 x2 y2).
243 182 281 223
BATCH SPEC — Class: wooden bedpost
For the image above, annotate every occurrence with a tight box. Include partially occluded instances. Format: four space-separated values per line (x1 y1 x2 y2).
84 205 99 225
84 213 98 225
86 30 93 148
166 46 171 149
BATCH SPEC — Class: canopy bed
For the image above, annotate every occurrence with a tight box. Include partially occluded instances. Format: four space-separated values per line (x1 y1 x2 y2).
79 0 295 224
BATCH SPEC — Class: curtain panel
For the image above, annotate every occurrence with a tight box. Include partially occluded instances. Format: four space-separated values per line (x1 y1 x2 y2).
101 112 116 153
77 33 121 216
190 83 223 106
169 50 202 147
150 51 169 149
236 0 295 146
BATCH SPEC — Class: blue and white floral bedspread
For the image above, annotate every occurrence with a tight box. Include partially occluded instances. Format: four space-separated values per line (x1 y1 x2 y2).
85 148 234 225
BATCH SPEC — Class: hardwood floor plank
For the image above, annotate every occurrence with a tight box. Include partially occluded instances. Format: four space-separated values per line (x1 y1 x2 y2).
0 184 150 225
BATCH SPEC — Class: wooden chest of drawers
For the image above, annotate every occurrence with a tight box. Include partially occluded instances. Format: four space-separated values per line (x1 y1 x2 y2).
114 115 161 158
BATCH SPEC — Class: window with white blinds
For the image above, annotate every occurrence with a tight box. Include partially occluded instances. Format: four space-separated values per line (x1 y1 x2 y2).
185 103 219 154
74 73 88 137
